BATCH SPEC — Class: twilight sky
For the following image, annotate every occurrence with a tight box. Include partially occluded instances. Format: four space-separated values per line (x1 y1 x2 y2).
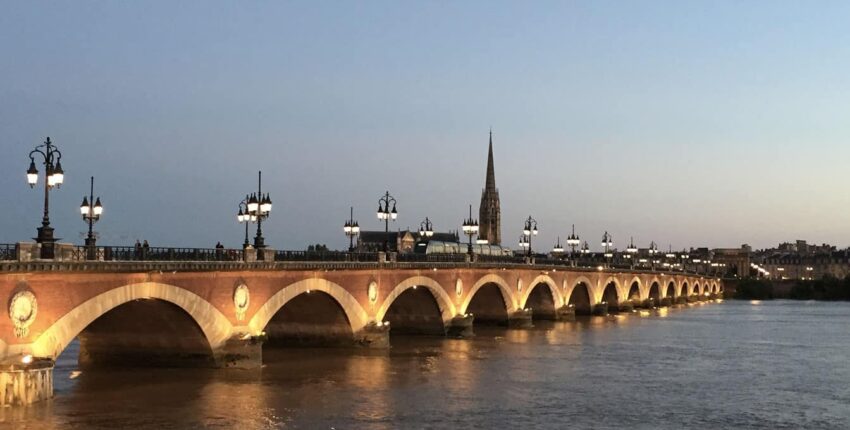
1 1 849 251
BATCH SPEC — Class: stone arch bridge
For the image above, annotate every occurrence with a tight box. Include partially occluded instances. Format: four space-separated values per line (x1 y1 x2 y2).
0 259 722 405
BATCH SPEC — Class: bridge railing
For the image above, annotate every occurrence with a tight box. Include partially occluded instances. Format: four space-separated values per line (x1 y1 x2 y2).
67 246 244 262
475 254 526 264
274 250 378 262
0 244 15 261
396 253 469 263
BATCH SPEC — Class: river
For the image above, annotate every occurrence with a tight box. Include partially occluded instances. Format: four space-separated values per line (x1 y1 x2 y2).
2 300 850 429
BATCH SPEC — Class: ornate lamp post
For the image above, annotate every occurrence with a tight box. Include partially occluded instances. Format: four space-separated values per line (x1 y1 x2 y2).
79 176 103 260
419 217 435 239
566 224 581 265
601 231 614 266
580 240 590 258
343 206 360 251
522 216 538 257
552 236 565 258
243 171 272 257
626 236 638 268
376 191 397 252
518 234 529 255
461 205 479 255
236 196 258 249
26 137 65 259
648 241 659 270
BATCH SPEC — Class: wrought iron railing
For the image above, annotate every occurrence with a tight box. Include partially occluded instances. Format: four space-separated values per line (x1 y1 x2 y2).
476 254 525 264
274 250 377 262
0 244 15 261
396 253 468 263
0 242 719 276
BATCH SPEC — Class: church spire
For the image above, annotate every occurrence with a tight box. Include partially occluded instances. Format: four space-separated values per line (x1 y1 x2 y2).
485 129 496 191
479 129 501 245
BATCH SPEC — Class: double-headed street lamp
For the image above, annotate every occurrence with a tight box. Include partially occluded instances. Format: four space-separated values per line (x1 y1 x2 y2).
237 197 258 249
552 236 564 256
648 241 659 270
26 137 65 259
626 237 638 268
79 176 103 260
343 207 360 251
376 191 398 252
601 231 614 265
242 171 272 256
521 216 538 257
566 224 581 264
419 217 434 239
461 205 479 255
580 240 591 257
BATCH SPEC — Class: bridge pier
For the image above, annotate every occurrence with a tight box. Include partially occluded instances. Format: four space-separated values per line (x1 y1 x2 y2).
0 356 54 407
555 305 576 321
214 333 264 369
447 314 475 337
618 301 635 313
508 309 534 328
355 321 390 349
592 302 609 316
660 297 673 307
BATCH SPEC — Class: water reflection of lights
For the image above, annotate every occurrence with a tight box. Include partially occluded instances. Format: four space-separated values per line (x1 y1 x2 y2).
750 300 761 305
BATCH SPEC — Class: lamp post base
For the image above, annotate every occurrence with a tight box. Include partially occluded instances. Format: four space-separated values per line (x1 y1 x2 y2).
34 225 57 260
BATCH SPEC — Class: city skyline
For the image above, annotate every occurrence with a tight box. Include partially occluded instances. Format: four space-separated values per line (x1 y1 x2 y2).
2 2 849 250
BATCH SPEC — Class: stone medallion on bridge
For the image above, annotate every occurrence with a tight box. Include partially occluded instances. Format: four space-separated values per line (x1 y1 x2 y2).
233 284 250 321
9 290 37 338
368 281 378 304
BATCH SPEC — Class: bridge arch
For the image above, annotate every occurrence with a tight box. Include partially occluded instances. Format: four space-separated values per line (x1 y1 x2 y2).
627 276 643 299
599 276 624 304
665 281 677 298
627 279 642 302
680 282 689 297
250 278 370 336
567 279 593 315
461 274 515 314
521 275 563 320
31 282 233 361
693 283 700 295
375 276 456 327
648 281 661 302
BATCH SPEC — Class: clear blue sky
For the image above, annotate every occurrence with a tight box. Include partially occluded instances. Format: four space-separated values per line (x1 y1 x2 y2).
2 1 849 251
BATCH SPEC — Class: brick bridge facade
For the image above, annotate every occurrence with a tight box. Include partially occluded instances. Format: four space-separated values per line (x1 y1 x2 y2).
0 260 722 405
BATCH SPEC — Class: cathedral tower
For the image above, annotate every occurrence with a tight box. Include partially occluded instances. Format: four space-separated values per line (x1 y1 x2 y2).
478 130 501 245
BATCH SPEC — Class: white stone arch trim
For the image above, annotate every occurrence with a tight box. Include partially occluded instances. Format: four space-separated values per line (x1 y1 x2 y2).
461 273 516 314
29 282 233 360
566 275 595 305
375 276 457 325
249 278 370 335
520 274 564 308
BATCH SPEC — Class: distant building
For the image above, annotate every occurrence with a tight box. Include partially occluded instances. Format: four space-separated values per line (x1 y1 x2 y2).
357 231 416 253
357 230 460 253
753 240 849 280
478 131 501 246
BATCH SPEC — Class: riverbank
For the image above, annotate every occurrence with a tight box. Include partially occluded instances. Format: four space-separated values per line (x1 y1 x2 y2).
731 277 850 300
